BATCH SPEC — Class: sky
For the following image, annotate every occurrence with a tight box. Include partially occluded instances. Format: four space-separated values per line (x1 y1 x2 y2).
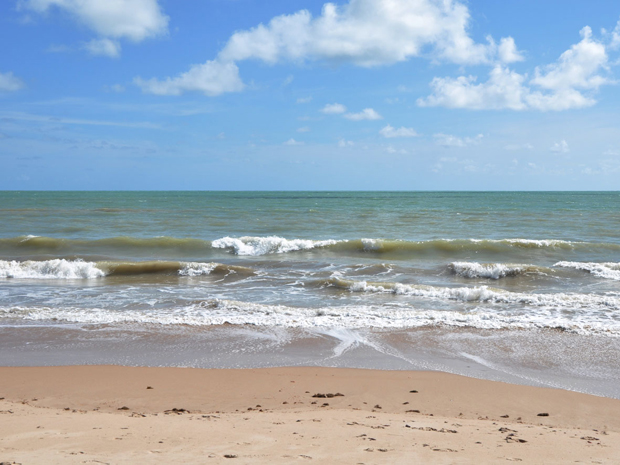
1 0 620 190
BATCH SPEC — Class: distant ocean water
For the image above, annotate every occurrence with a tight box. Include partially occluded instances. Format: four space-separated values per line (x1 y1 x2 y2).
1 191 619 397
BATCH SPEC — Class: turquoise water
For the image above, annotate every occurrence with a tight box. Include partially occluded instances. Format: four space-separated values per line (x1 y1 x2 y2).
1 191 619 397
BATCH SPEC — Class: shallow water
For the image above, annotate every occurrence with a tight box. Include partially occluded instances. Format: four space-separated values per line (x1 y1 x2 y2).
1 191 619 397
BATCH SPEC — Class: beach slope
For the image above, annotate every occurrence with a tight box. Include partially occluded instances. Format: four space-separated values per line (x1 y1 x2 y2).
0 366 619 464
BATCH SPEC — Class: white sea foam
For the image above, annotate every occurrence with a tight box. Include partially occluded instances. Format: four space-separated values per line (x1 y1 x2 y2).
0 259 225 279
1 298 619 336
335 279 620 311
212 236 340 255
361 238 382 251
554 262 620 281
475 238 578 248
179 262 218 276
0 259 105 279
450 262 547 279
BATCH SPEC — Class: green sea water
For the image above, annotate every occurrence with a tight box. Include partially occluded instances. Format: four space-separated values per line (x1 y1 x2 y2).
1 191 619 397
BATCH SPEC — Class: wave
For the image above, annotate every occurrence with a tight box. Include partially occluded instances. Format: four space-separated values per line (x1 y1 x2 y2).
554 261 620 281
1 235 211 253
328 278 620 311
212 236 340 255
449 262 550 279
2 235 620 259
2 298 618 336
0 259 105 279
0 259 253 279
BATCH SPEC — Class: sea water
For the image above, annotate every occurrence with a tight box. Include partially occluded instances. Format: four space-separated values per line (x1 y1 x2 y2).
1 191 619 397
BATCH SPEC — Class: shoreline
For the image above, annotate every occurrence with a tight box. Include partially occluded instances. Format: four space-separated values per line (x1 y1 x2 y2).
1 365 619 463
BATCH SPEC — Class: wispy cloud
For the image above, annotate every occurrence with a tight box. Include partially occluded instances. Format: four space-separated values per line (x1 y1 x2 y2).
344 108 382 121
321 103 347 114
434 133 483 147
0 111 161 129
380 124 418 138
284 138 304 145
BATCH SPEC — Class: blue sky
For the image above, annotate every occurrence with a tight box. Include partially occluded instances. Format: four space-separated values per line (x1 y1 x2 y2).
1 0 620 190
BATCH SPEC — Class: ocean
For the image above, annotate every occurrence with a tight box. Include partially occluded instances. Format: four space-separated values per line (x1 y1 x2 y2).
1 191 619 397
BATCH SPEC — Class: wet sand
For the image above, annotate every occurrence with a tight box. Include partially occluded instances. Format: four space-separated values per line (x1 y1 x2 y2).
0 366 619 463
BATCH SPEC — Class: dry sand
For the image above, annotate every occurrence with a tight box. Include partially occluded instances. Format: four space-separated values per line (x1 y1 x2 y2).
0 366 619 464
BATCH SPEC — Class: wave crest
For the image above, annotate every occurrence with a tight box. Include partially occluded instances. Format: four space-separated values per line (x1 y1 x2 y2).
449 262 549 279
0 259 105 279
328 278 620 310
0 259 252 279
212 236 339 256
2 298 619 336
555 261 620 281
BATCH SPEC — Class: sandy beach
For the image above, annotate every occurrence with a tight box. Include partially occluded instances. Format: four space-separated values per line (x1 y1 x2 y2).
0 366 619 464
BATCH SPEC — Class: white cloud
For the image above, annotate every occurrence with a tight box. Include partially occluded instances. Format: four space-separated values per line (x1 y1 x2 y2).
21 0 169 57
137 0 517 96
338 138 355 147
419 27 611 111
135 60 244 96
21 0 168 41
284 138 304 146
379 124 418 138
218 0 497 67
434 133 483 147
344 108 382 121
419 65 530 110
496 37 524 63
531 27 609 91
550 140 569 153
296 96 312 104
321 103 347 114
82 38 121 58
282 74 294 86
0 72 25 92
603 149 620 156
297 126 310 133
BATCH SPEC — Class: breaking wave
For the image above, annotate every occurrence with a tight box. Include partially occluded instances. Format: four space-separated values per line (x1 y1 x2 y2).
555 261 620 281
0 259 252 279
3 235 619 259
449 262 550 279
1 298 618 336
328 278 620 311
212 236 340 255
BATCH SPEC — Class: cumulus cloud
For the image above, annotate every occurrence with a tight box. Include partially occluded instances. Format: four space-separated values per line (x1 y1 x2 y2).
137 0 517 96
0 71 25 92
496 37 524 63
338 138 355 147
296 96 312 104
134 60 244 96
434 133 483 147
321 103 347 114
419 27 611 111
20 0 169 57
379 124 418 138
82 38 121 58
550 140 569 153
344 108 382 120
